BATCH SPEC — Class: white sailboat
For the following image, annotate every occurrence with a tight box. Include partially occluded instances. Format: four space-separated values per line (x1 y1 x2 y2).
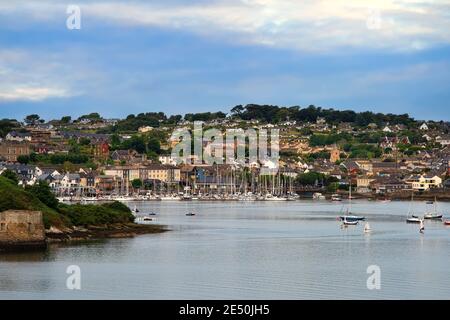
406 191 421 224
424 197 443 220
339 178 365 222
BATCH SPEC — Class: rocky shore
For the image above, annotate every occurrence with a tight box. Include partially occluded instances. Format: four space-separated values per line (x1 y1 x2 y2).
46 223 168 243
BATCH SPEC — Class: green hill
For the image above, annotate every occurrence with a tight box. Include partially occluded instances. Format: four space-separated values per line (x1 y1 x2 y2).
0 176 134 229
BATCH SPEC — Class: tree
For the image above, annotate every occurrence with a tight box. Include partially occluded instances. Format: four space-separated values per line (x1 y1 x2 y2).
147 137 161 154
131 179 143 189
122 135 146 154
296 172 324 186
0 169 19 184
17 155 30 164
63 161 76 173
60 116 72 124
25 182 59 209
0 119 20 138
79 137 91 146
78 113 102 121
110 134 121 149
24 114 40 125
231 105 244 116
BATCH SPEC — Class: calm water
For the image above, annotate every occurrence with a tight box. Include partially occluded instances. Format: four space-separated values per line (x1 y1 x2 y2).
1 200 449 300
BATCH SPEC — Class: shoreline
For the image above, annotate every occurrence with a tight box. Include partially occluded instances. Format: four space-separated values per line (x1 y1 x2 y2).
0 223 168 253
45 223 168 244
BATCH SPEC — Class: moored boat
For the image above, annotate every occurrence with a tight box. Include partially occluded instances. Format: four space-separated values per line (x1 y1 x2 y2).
313 192 326 200
339 215 365 222
444 220 450 226
339 178 365 222
424 213 443 220
424 197 443 220
342 218 358 226
407 217 421 224
331 194 342 201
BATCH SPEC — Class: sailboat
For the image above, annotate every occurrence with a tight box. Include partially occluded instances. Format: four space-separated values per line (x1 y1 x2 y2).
406 191 421 224
424 197 443 220
339 178 365 222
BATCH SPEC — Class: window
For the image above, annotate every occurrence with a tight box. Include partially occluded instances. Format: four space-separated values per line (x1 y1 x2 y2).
0 223 6 232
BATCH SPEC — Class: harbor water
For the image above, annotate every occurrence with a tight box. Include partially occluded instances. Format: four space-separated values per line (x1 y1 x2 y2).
1 200 449 299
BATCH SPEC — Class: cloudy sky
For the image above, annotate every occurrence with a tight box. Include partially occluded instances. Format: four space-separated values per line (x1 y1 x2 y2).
0 0 449 121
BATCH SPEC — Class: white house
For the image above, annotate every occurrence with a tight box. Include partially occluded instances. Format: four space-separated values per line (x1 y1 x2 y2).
6 131 32 142
405 174 443 191
436 135 450 146
61 173 81 188
382 126 392 133
35 167 61 178
419 123 429 131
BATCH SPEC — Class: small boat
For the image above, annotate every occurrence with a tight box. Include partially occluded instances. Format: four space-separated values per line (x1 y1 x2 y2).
132 205 139 213
186 212 196 216
444 220 450 226
424 213 443 220
342 219 358 226
426 200 434 205
142 217 152 222
339 215 365 222
148 212 157 216
331 194 342 201
406 191 421 223
313 192 326 200
364 222 371 233
338 181 365 222
424 197 443 220
407 217 421 224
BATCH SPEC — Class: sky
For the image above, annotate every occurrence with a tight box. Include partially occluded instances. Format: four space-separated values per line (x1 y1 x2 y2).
0 0 449 121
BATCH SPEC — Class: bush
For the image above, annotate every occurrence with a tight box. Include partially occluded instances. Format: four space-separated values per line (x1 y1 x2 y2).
0 169 19 184
25 182 59 209
58 201 134 226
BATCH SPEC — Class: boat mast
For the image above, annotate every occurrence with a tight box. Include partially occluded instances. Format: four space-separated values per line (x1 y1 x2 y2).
349 175 352 214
